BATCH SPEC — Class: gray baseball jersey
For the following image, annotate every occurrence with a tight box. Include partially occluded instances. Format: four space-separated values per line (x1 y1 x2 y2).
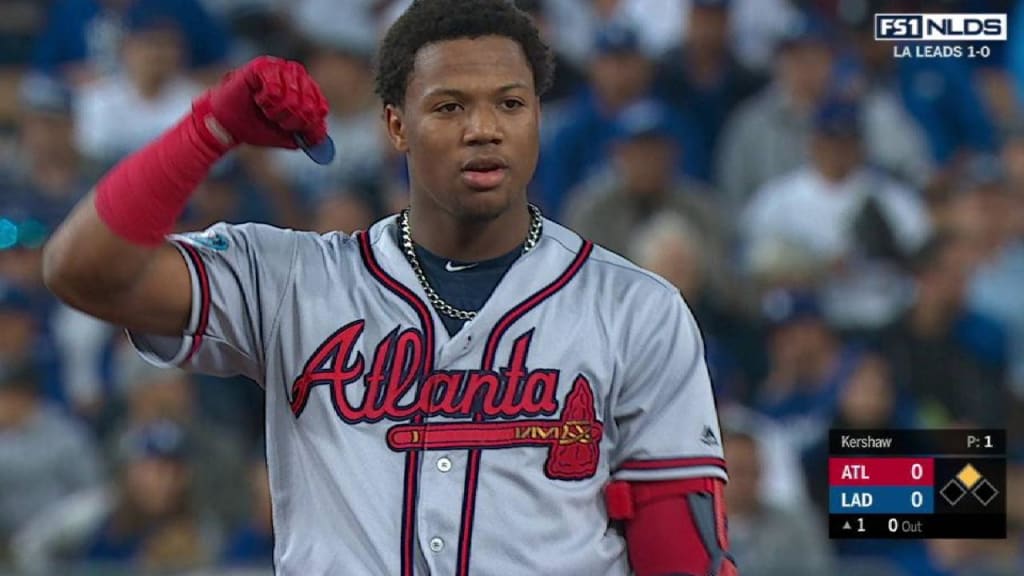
129 215 728 576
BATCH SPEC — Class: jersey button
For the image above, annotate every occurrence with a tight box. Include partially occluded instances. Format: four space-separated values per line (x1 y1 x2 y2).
437 457 452 472
429 537 445 553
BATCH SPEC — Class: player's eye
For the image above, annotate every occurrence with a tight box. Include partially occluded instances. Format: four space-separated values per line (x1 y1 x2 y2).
436 102 463 114
501 99 525 111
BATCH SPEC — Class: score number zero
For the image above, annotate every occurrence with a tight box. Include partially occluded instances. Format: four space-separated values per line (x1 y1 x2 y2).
888 517 924 534
903 462 928 516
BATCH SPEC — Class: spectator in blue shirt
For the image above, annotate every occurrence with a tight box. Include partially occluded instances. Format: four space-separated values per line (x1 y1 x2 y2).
898 57 997 164
654 0 766 180
33 0 229 84
754 288 864 456
538 22 704 218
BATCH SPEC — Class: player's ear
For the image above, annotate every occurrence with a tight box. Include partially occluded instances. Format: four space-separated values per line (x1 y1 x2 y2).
384 104 409 153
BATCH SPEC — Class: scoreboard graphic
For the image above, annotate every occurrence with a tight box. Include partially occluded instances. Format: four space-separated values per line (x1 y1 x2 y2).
828 429 1006 539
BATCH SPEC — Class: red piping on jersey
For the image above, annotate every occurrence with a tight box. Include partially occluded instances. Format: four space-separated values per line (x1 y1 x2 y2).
456 240 594 576
358 230 435 576
178 242 211 363
618 456 728 472
480 242 594 369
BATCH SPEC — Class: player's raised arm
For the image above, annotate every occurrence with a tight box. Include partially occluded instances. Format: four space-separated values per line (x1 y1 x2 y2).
42 57 331 336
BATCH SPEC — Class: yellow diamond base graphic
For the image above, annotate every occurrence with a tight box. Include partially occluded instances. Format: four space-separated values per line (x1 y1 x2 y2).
957 464 982 490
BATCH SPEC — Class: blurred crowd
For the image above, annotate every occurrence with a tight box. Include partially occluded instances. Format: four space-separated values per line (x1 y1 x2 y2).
0 0 1022 574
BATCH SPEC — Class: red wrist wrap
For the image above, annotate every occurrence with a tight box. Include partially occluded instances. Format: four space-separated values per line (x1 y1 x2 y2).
607 478 737 576
94 99 234 246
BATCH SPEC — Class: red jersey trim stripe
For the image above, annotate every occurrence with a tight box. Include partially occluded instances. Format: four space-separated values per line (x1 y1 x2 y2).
356 230 436 576
456 239 595 576
178 242 211 363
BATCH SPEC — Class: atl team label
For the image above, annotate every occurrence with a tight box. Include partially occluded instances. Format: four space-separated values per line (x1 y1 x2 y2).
829 457 934 486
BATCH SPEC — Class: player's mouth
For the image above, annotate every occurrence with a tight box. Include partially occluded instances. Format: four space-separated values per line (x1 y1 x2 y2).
461 156 509 191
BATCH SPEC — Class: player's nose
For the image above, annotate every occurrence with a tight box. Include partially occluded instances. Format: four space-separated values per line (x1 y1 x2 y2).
463 106 503 146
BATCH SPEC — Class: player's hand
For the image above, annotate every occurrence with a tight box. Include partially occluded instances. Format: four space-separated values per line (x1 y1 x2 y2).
194 56 330 151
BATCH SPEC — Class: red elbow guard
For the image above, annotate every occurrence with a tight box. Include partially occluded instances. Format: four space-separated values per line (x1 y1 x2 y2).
606 477 738 576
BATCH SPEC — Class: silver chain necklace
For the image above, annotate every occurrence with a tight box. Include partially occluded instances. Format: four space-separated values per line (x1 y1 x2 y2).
399 204 543 321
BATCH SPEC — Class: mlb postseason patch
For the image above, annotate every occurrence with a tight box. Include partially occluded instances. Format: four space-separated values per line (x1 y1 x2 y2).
181 230 230 251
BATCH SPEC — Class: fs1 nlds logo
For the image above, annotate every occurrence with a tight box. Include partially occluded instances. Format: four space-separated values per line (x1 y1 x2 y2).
875 13 1006 59
875 13 1006 41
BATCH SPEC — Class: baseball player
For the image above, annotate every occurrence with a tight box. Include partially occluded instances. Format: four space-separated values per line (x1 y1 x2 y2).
43 1 736 574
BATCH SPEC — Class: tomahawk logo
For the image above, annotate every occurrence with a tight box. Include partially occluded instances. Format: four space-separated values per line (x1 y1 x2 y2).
875 13 1007 41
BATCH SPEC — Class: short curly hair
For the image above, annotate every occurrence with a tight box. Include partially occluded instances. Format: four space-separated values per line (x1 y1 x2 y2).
374 0 554 108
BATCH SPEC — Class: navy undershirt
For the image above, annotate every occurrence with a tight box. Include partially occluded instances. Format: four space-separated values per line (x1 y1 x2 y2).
413 242 524 336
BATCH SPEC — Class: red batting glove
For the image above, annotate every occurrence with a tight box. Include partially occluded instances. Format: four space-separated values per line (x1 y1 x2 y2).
192 56 330 153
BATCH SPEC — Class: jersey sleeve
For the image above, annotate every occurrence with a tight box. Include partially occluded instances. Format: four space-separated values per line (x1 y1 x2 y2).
610 288 728 483
127 222 299 382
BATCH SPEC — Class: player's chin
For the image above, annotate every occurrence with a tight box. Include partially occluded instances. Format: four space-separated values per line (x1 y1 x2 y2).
453 184 516 221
